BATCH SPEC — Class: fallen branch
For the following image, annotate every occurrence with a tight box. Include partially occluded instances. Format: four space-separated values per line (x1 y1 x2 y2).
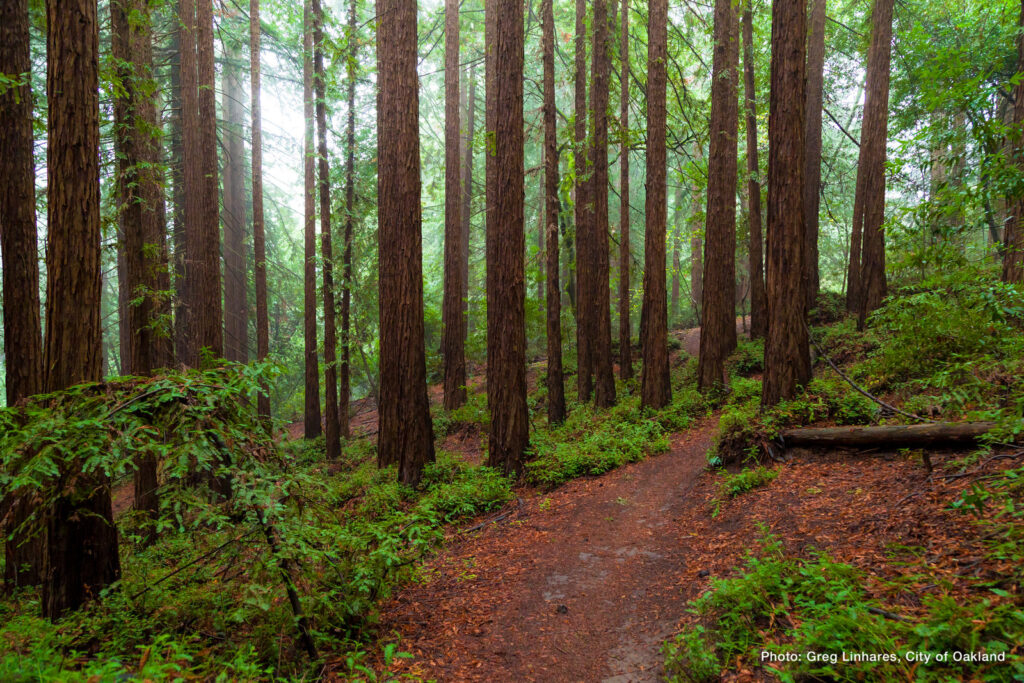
780 422 997 449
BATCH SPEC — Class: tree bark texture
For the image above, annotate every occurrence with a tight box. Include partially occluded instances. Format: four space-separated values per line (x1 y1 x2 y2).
618 0 633 381
43 0 120 617
689 142 704 325
222 37 249 365
443 0 467 410
803 0 826 310
1003 0 1024 283
251 0 272 419
574 0 593 402
0 0 44 589
589 0 617 407
197 0 223 362
742 3 767 339
315 0 340 458
341 0 358 437
461 66 477 339
303 0 322 439
543 0 567 424
376 0 436 485
111 0 171 534
851 0 894 323
698 0 739 392
762 0 811 407
640 0 671 410
486 0 530 475
781 422 999 449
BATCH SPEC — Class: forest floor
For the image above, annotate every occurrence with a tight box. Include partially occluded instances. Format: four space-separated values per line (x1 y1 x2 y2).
313 315 1016 681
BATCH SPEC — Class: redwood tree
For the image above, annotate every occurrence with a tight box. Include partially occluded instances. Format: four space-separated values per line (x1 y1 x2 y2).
589 0 616 407
111 0 172 532
574 0 593 401
443 0 467 410
803 0 826 310
543 0 567 423
742 2 767 339
1006 0 1024 283
698 0 739 392
315 0 341 458
222 36 248 365
618 0 632 380
486 0 529 474
340 0 358 437
640 0 671 410
376 0 435 485
849 0 895 322
251 0 271 419
42 0 121 617
762 0 811 407
303 0 322 439
1 0 44 589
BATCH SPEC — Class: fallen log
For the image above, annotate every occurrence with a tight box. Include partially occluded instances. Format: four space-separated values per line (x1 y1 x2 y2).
779 422 998 449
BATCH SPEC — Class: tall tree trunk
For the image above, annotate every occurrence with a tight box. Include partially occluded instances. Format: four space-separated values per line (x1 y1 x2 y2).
197 0 223 362
251 0 271 419
543 0 567 423
341 0 358 438
376 0 435 485
689 142 704 325
574 0 593 402
315 0 340 458
640 0 671 410
590 0 617 407
461 65 476 342
671 191 681 322
111 0 172 536
856 0 894 327
742 2 767 339
42 0 120 617
222 38 248 364
170 1 186 363
803 0 826 310
698 0 739 392
762 0 811 407
617 0 632 381
1004 0 1024 283
486 0 529 474
303 0 322 439
443 0 467 410
1 0 44 589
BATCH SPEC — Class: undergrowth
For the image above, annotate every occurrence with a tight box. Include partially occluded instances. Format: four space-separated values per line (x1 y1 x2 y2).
663 531 1024 682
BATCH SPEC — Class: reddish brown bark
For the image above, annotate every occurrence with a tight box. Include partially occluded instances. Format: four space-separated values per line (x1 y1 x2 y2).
856 0 894 327
618 0 632 381
1 0 44 589
486 0 529 474
303 0 322 440
42 0 120 617
742 3 767 339
762 0 812 407
222 37 248 365
803 0 826 310
574 0 593 402
443 0 467 411
543 0 567 424
698 0 739 392
640 0 671 410
460 66 476 339
251 0 271 419
197 0 223 362
340 0 358 438
590 0 617 408
315 0 340 458
1003 0 1024 283
376 0 435 485
111 0 172 534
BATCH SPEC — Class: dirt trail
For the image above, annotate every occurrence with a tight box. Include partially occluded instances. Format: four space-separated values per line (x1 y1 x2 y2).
374 420 719 682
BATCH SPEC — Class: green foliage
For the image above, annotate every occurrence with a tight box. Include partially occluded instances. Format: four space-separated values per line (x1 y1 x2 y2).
0 368 510 680
663 532 1024 682
709 466 779 517
727 338 764 376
